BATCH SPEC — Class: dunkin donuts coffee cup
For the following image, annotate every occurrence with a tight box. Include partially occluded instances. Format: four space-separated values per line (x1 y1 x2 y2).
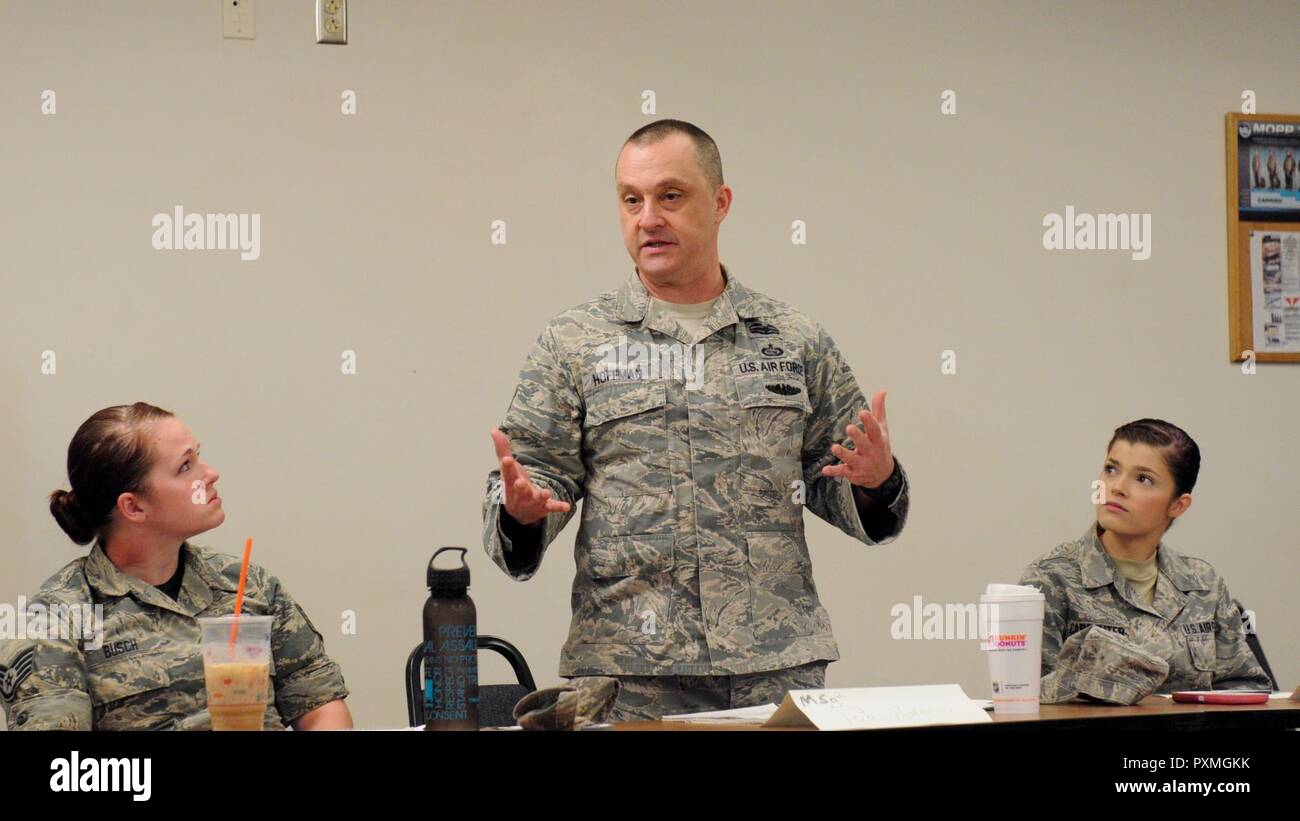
199 615 273 731
980 583 1045 715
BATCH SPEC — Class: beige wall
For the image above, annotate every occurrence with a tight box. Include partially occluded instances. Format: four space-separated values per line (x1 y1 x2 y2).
2 0 1296 729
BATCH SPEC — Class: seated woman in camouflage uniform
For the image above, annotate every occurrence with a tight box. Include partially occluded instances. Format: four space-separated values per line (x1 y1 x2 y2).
0 402 352 730
1019 419 1272 704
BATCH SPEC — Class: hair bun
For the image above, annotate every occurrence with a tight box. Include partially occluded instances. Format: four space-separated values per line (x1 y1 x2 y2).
49 488 97 545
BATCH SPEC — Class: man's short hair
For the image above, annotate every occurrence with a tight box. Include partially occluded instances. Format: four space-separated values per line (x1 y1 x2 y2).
622 119 724 193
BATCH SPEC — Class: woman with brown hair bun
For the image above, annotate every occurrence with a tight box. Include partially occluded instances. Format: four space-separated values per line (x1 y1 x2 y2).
0 402 353 730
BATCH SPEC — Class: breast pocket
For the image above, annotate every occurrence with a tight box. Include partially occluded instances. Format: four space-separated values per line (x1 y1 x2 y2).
582 380 674 497
88 650 177 731
1190 631 1216 691
735 370 810 527
1186 634 1217 677
572 533 675 645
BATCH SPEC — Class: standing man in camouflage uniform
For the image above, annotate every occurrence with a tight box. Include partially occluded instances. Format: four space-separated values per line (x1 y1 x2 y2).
482 120 909 721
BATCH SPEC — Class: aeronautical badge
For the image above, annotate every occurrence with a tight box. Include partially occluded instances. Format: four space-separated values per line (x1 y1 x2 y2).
0 648 35 701
766 383 802 396
745 320 779 335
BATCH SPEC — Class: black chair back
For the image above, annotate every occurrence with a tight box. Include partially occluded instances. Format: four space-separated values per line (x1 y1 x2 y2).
405 634 538 727
1235 599 1280 691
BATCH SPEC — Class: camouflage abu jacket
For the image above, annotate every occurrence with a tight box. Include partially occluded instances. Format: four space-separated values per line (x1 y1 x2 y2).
1019 523 1271 698
0 541 348 730
482 266 910 677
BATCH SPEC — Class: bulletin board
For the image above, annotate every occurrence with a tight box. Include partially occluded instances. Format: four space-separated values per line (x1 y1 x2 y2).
1226 113 1300 362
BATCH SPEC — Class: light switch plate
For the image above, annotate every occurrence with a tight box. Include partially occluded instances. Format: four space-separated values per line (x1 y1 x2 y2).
316 0 347 44
222 0 255 40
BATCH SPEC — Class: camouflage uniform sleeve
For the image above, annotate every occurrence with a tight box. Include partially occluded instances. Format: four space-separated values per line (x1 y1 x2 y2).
483 323 585 581
801 323 909 545
262 570 350 724
1018 558 1068 678
0 596 92 730
1210 577 1273 690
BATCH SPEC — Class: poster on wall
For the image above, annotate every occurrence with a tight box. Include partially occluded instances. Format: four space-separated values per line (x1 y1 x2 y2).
1236 120 1300 222
1249 231 1300 353
1226 113 1300 362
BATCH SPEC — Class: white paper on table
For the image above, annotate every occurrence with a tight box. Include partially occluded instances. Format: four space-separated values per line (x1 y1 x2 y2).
764 684 992 730
662 703 779 723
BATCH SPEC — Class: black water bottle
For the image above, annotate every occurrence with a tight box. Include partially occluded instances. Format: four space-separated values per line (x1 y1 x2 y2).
422 547 479 730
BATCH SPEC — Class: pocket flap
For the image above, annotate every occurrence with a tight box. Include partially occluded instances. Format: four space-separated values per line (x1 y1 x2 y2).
586 533 675 578
87 649 173 705
736 371 810 412
585 381 668 427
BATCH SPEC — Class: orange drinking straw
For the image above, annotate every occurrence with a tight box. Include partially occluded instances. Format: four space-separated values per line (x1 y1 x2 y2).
228 537 254 646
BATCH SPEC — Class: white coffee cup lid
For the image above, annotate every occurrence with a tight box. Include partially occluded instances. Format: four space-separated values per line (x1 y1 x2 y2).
981 582 1045 600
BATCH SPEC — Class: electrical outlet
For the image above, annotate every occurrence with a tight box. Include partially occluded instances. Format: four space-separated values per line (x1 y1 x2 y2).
316 0 347 44
221 0 255 40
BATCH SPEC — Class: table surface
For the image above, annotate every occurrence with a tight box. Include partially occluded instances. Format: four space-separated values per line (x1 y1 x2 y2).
610 696 1300 731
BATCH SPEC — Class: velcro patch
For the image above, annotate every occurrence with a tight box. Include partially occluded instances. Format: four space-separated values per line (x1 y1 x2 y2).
734 359 805 377
1065 621 1128 638
766 383 802 396
100 638 141 661
0 648 36 701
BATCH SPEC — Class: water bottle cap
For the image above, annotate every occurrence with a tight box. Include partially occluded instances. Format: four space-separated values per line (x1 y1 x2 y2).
428 547 470 594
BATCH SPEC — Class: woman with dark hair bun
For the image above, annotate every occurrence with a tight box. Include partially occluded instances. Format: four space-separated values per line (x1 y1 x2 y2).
1019 419 1272 704
0 403 352 730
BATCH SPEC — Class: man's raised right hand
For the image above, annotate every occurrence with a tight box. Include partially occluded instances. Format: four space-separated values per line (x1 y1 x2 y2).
490 427 571 527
